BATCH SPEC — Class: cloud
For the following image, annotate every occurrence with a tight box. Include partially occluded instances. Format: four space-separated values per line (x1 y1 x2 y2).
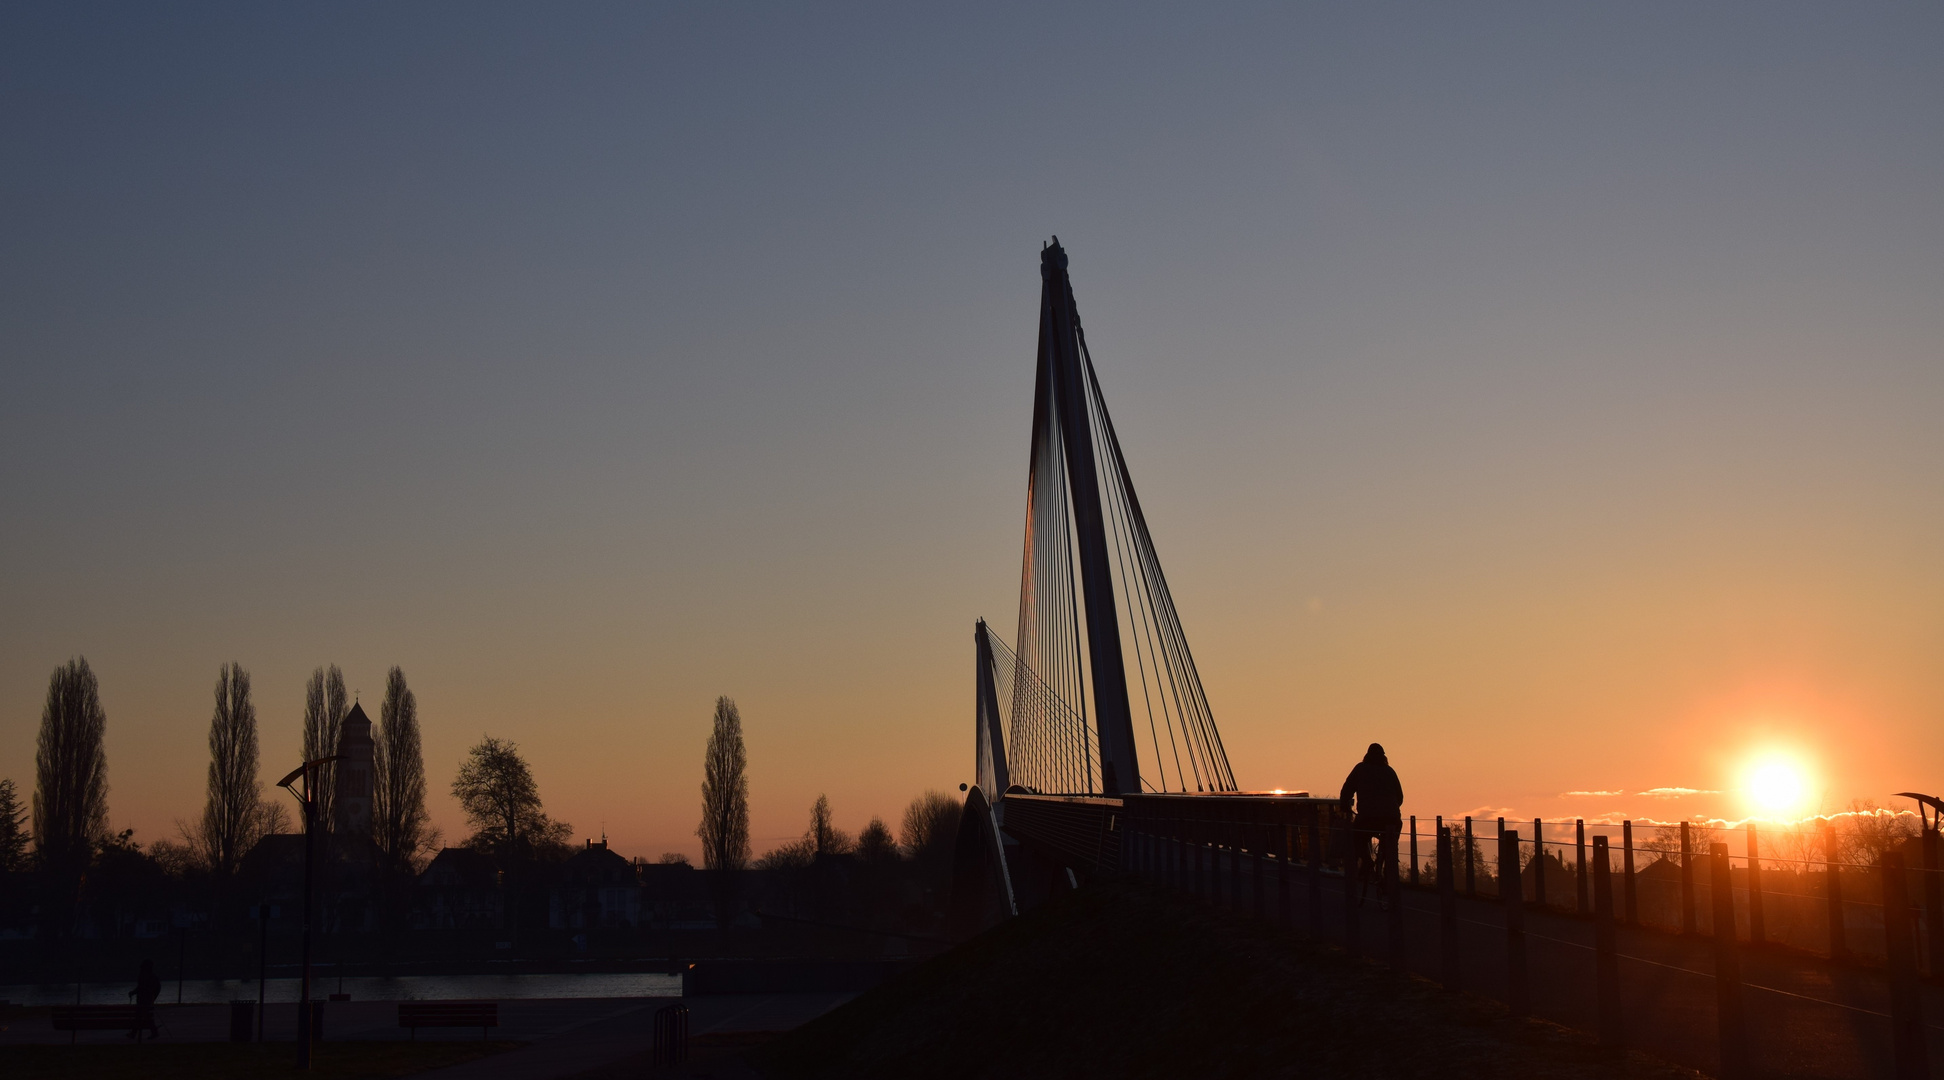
1561 790 1623 797
1638 787 1717 798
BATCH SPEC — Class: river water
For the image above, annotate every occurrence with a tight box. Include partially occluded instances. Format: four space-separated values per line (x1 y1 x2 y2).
2 971 683 1006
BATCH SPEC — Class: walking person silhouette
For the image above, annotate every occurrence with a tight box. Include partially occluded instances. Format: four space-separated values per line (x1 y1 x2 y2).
1339 743 1404 908
126 958 162 1041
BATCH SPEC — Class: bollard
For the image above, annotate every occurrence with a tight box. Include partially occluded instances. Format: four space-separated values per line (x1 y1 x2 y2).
1308 815 1324 941
228 1001 254 1043
1822 821 1846 962
1680 821 1696 935
1464 816 1476 899
1437 826 1460 990
653 1002 690 1067
1533 819 1546 908
1622 820 1638 927
1745 823 1766 946
1409 815 1419 887
1500 829 1528 1015
1708 843 1750 1080
1880 853 1930 1080
1576 819 1588 916
1593 836 1624 1049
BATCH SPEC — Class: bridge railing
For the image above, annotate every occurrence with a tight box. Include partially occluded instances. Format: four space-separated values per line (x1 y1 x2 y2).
1111 812 1938 1080
1000 791 1352 877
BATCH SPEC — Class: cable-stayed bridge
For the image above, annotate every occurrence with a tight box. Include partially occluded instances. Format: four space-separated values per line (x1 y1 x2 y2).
953 239 1345 931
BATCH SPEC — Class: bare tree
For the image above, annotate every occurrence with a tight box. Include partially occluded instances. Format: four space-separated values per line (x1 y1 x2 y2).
197 663 261 877
1843 799 1919 865
34 657 110 891
696 697 749 872
452 736 570 859
899 790 961 859
373 666 434 872
0 778 28 872
302 665 349 833
1645 818 1719 863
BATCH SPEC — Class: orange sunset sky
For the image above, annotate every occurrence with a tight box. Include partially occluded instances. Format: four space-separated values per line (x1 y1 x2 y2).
3 6 1939 860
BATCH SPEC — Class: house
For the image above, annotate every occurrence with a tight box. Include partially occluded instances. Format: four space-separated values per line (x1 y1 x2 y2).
413 847 502 930
549 839 641 929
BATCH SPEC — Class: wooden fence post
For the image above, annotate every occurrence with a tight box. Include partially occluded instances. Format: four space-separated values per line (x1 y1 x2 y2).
1622 820 1638 926
1438 826 1460 991
1533 818 1546 908
1822 820 1846 962
1708 843 1750 1080
1593 836 1623 1049
1409 815 1419 887
1576 819 1588 915
1464 816 1476 898
1881 853 1931 1079
1500 828 1528 1016
1745 823 1766 946
1680 821 1696 935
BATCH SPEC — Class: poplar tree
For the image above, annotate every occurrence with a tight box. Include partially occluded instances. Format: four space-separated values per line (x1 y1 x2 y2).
33 658 109 895
198 663 260 877
696 697 749 872
0 778 30 873
301 665 349 832
373 666 432 871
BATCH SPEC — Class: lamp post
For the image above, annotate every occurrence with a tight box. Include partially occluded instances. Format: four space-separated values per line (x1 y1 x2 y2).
277 756 339 1070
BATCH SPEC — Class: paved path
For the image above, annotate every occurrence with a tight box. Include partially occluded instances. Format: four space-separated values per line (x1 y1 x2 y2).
1170 848 1944 1080
1 991 848 1078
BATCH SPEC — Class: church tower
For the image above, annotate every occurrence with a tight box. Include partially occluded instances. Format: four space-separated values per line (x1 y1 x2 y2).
333 701 375 839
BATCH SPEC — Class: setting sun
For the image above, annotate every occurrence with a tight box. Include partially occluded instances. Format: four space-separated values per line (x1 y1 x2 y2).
1744 756 1810 816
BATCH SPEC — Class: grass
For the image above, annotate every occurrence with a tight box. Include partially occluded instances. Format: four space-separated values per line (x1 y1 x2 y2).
0 1039 520 1079
754 882 1709 1080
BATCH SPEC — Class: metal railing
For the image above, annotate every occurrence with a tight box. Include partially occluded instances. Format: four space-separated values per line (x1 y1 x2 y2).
1009 794 1940 1080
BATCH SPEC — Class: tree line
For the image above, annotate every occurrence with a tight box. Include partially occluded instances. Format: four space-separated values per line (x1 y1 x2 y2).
0 669 967 936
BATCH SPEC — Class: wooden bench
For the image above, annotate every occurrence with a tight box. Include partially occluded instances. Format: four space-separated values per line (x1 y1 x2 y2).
398 1002 498 1040
51 1004 146 1044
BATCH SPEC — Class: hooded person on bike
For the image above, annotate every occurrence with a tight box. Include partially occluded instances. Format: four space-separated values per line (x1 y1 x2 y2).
1339 743 1404 902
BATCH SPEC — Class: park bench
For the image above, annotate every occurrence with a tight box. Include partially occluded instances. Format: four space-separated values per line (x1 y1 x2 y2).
51 1004 145 1044
397 1001 498 1040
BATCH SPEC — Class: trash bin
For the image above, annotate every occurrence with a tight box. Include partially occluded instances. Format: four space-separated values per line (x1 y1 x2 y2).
229 1001 254 1043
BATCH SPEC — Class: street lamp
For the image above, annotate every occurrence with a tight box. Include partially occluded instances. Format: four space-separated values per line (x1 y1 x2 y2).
277 756 339 1070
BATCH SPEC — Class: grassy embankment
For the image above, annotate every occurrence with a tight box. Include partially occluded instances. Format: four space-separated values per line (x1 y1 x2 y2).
754 882 1708 1080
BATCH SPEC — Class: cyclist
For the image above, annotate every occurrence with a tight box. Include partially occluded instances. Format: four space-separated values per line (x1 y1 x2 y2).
1339 743 1404 907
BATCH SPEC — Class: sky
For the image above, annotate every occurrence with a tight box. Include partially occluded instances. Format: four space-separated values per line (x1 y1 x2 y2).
3 3 1940 861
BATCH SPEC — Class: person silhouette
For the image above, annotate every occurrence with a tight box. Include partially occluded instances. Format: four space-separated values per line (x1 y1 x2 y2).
127 958 162 1041
1339 743 1404 905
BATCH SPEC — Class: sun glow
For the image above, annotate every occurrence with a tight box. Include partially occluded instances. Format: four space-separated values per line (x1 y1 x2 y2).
1743 755 1810 817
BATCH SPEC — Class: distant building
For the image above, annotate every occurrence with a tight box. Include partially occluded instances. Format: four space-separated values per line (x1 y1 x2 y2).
241 701 385 932
414 847 503 930
549 839 641 929
333 702 376 841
